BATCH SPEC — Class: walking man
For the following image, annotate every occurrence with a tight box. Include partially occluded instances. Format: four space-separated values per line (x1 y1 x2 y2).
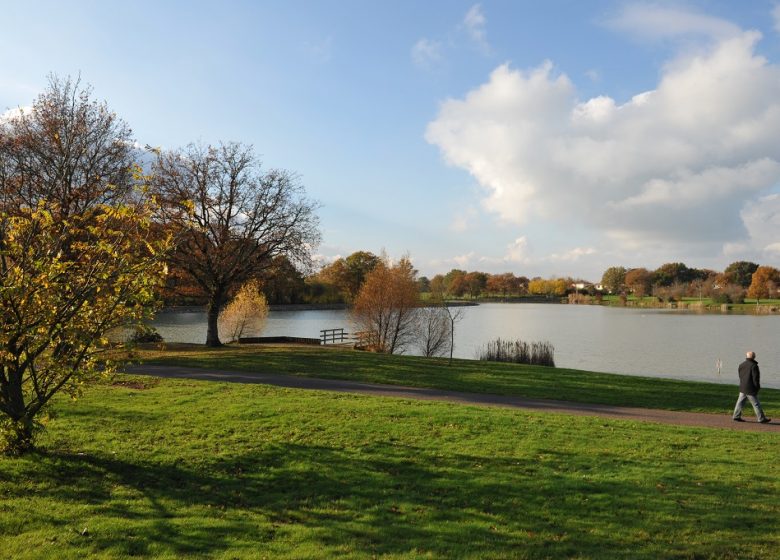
733 351 771 423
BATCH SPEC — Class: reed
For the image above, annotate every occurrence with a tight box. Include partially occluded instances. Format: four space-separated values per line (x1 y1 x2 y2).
477 337 555 367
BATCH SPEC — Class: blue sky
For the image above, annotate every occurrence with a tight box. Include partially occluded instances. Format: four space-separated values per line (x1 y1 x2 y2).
4 1 780 281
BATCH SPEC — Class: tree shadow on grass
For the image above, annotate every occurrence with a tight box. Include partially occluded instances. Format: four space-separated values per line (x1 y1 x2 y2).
10 442 779 559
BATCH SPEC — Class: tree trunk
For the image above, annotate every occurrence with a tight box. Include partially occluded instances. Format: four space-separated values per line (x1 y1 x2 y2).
449 316 455 365
205 293 224 347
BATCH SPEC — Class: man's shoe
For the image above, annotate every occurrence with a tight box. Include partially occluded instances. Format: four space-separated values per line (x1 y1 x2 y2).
759 418 772 424
733 417 745 422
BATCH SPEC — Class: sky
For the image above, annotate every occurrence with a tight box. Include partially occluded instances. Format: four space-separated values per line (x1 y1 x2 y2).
3 0 780 281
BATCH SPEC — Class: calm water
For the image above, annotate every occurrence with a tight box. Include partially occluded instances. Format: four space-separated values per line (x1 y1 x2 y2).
150 303 780 389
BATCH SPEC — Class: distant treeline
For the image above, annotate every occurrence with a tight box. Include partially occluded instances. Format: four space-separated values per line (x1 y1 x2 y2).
160 253 780 307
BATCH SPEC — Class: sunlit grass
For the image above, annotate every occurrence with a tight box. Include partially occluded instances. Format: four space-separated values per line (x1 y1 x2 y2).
2 375 778 559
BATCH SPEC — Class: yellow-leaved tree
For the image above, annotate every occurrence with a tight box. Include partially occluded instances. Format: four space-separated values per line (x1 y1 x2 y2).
0 76 170 453
218 279 269 342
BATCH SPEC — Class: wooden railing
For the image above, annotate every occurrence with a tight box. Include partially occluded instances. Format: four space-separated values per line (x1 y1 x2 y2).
320 328 349 344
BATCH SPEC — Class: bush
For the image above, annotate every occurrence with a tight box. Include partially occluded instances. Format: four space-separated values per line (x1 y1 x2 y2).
130 324 163 343
712 293 731 305
477 338 555 367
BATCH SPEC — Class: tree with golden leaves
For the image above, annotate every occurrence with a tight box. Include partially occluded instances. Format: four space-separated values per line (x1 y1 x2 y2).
747 266 780 304
0 76 169 453
218 279 268 342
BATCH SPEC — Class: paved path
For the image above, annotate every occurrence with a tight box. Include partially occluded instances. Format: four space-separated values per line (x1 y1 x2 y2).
124 365 779 432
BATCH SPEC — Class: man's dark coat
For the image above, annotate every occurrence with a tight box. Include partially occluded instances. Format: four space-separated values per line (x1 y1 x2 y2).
738 358 761 395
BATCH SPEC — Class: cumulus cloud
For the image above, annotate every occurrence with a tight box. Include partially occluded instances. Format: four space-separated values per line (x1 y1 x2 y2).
411 38 443 68
426 27 780 257
505 236 531 263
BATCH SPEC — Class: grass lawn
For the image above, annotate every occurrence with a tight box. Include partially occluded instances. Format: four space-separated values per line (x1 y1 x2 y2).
1 373 778 559
132 344 779 415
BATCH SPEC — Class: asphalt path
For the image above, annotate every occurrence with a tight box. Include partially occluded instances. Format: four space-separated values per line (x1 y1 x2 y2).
123 364 779 432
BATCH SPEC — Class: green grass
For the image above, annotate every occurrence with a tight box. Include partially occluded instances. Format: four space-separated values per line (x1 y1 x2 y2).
133 344 779 415
2 375 779 559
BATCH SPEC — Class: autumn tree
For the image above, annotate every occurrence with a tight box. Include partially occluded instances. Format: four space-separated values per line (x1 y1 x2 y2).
463 271 488 298
486 273 507 296
652 262 699 287
429 274 446 298
487 273 525 297
0 76 168 453
153 142 320 346
352 257 419 354
528 278 567 297
318 251 380 301
625 268 652 297
218 279 268 342
601 266 627 294
747 266 780 304
0 76 136 215
723 261 759 288
444 269 467 297
260 255 307 305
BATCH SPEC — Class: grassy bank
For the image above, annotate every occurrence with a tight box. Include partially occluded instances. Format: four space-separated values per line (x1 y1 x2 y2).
132 344 779 415
2 374 779 559
600 295 780 312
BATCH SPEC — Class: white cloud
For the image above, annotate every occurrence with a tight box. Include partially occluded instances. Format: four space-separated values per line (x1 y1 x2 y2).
605 4 742 41
426 25 780 257
411 38 443 68
505 236 531 263
0 105 31 122
739 194 780 257
453 251 477 268
547 247 596 262
463 4 490 53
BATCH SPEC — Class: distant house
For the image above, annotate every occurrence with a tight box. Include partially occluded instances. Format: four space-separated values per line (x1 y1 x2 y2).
571 282 602 292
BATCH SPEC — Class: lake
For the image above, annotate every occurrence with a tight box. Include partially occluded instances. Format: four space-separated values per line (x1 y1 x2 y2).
149 303 780 389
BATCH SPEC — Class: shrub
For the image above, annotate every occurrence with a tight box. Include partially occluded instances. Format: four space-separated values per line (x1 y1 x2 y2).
477 338 555 367
130 324 164 343
712 293 731 305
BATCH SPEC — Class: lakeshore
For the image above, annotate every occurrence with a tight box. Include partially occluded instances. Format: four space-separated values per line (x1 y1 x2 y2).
149 303 780 389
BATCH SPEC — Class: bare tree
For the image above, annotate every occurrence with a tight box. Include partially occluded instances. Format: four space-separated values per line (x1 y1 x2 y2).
0 75 136 216
152 142 320 346
415 305 451 357
443 303 464 364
